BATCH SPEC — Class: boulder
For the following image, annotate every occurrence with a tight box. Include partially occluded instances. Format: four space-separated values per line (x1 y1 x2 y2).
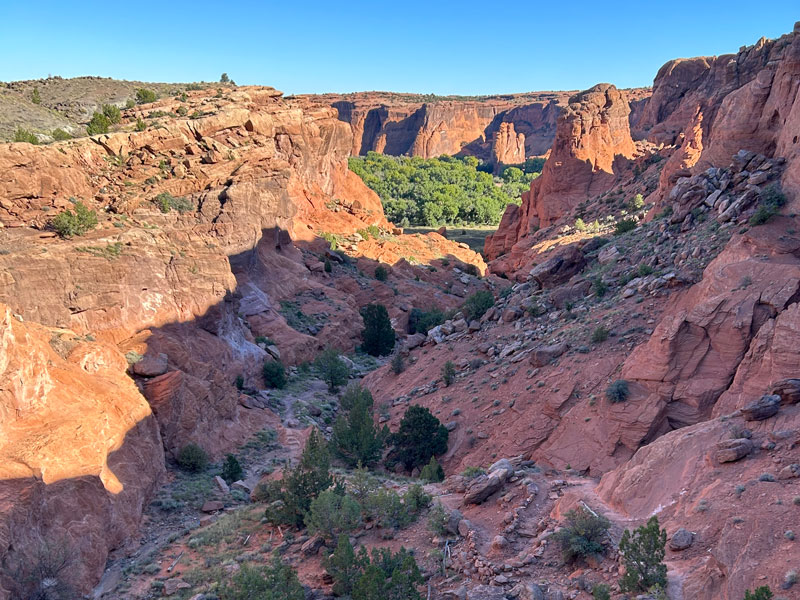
778 464 800 480
669 528 695 550
509 582 545 600
741 395 781 421
214 476 230 494
231 480 253 494
528 245 585 288
457 518 474 537
405 333 426 350
466 585 507 600
201 500 224 513
446 508 463 535
464 473 504 504
529 342 568 367
301 534 325 556
598 245 620 264
714 438 753 463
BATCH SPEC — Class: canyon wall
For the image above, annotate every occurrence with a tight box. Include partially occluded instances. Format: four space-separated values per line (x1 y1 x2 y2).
0 86 485 596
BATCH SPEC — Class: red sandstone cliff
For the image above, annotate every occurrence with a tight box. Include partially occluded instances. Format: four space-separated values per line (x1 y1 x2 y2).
491 122 525 168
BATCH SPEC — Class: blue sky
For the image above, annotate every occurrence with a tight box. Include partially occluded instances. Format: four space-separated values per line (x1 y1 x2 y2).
2 1 797 95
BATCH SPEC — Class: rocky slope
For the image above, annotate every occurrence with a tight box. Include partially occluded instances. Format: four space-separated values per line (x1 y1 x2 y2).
0 85 487 597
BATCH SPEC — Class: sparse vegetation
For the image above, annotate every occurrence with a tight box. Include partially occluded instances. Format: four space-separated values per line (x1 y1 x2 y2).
615 218 637 235
176 443 209 473
51 128 71 141
31 87 41 104
221 453 243 484
750 184 787 225
13 126 38 144
50 201 98 238
606 379 630 403
618 515 667 592
591 325 609 343
153 191 194 213
419 456 445 482
374 264 389 281
391 352 405 374
553 507 611 563
743 586 773 600
219 556 304 600
408 307 446 334
102 103 122 124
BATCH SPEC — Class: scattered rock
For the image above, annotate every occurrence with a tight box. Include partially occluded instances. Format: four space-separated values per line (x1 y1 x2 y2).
201 500 224 513
529 342 568 367
214 476 230 494
770 379 800 405
714 438 753 463
132 352 169 377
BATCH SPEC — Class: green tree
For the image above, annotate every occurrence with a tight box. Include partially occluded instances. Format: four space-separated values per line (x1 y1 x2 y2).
463 290 494 321
220 73 231 83
281 429 333 526
408 307 445 334
31 87 41 104
51 128 71 141
389 405 449 471
176 443 208 472
419 456 444 482
360 303 395 356
219 556 304 600
324 535 365 597
331 385 387 467
221 454 243 484
553 507 611 563
619 515 667 592
315 347 350 393
102 104 121 124
86 112 110 135
744 586 773 600
13 127 38 144
262 360 287 389
135 88 158 104
374 265 389 281
391 352 405 374
306 489 362 542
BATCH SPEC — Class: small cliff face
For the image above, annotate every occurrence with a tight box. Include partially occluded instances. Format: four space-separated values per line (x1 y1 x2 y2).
491 122 525 168
485 84 637 267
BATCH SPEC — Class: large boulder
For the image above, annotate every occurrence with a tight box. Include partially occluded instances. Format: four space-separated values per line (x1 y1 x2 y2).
741 395 781 421
714 438 753 463
464 472 505 504
669 528 695 550
769 379 800 405
529 342 568 367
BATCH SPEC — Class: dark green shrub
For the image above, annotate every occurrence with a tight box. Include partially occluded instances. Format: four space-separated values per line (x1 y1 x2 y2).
51 128 71 141
135 118 146 131
315 347 350 393
307 490 362 542
749 185 787 226
391 352 405 374
606 379 630 403
324 258 332 273
744 586 773 600
592 583 611 600
638 263 655 277
419 456 444 482
31 87 41 104
552 507 611 563
176 105 188 117
221 453 243 484
464 263 480 277
262 360 287 389
235 375 244 390
389 405 449 471
220 73 231 83
614 218 637 235
591 326 609 343
13 127 38 144
463 290 494 321
86 112 110 135
461 466 485 479
50 201 98 238
219 556 304 600
135 88 158 104
176 443 208 472
408 307 445 334
102 104 121 124
619 515 667 592
374 265 388 281
263 429 332 527
442 361 456 386
592 277 608 297
153 192 194 213
331 384 387 467
360 304 395 356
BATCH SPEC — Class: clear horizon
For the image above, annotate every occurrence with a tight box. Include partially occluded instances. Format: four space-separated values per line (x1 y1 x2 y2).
2 1 798 96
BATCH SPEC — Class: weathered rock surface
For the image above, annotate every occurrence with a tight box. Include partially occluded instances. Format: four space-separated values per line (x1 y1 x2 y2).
491 121 525 168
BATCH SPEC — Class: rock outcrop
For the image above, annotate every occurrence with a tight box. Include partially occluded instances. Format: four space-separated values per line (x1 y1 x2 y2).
485 84 637 267
491 122 525 168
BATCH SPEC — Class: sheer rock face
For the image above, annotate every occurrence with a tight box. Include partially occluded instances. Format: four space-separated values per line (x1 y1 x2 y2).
491 122 525 167
324 91 575 159
485 84 636 266
0 304 165 597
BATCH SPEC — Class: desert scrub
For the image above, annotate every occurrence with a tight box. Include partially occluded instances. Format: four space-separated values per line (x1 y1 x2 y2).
591 325 609 343
50 201 98 238
176 443 208 472
606 379 629 403
153 192 194 213
86 112 111 135
13 127 38 144
135 88 158 104
262 360 287 389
